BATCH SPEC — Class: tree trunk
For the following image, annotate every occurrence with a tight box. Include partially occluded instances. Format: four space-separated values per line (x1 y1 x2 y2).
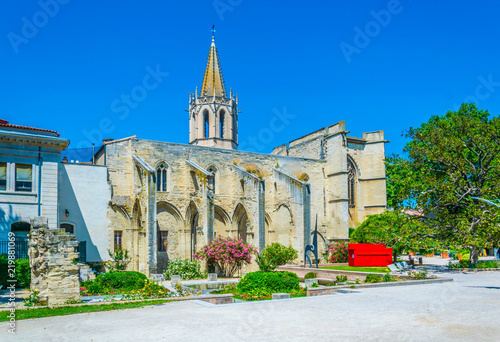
393 250 397 263
469 247 479 265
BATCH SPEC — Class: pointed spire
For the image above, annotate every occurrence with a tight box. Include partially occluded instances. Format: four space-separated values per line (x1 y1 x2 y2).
201 26 226 98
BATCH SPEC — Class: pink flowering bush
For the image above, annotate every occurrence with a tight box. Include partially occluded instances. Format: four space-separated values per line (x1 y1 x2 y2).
327 241 349 263
195 237 258 278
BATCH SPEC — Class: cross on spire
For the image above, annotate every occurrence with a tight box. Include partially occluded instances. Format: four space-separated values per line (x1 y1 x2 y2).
211 25 215 39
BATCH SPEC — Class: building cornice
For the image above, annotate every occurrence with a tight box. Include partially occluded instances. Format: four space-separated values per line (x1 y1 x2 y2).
0 130 69 150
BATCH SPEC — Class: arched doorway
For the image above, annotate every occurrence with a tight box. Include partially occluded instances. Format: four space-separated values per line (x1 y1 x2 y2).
233 204 249 242
274 204 294 246
157 202 182 272
186 202 199 260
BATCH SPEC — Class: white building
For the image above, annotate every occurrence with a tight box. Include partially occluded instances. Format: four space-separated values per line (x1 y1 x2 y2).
0 119 69 238
0 119 110 262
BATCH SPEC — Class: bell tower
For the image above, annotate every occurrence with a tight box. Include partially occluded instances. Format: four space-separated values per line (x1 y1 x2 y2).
189 28 238 149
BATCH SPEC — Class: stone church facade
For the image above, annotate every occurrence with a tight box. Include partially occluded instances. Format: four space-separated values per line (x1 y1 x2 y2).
94 34 388 274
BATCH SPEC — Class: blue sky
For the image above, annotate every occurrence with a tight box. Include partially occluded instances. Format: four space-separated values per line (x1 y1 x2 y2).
1 0 499 160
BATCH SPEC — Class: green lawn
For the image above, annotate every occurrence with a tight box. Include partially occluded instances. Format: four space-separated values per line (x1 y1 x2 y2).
0 299 172 322
320 265 389 273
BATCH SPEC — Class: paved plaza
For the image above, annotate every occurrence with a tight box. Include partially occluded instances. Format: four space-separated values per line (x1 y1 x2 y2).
3 267 500 342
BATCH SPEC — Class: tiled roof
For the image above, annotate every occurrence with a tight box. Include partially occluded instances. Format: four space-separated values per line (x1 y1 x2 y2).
200 35 226 98
0 119 60 137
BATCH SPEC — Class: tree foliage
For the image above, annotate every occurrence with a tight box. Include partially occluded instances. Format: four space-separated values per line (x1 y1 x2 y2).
385 154 423 209
392 103 500 264
257 243 298 272
107 248 131 272
351 211 438 261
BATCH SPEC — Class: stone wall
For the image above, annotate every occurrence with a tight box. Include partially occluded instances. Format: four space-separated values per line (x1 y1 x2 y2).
105 138 327 274
28 217 81 305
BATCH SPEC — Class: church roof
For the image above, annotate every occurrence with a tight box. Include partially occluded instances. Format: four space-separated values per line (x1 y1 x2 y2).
200 35 226 98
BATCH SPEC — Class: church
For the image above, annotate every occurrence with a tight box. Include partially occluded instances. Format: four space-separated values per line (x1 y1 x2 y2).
0 33 388 275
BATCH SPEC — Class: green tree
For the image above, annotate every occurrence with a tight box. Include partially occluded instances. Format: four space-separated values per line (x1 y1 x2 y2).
351 211 437 262
403 103 500 264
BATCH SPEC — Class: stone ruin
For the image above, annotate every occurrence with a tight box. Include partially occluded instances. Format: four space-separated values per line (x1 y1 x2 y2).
28 217 81 305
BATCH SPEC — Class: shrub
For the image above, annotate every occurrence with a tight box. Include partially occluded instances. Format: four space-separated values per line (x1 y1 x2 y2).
336 275 348 283
408 269 428 280
99 271 147 290
0 255 9 287
163 258 205 280
257 243 298 272
23 289 42 307
476 260 500 268
364 274 382 283
123 279 171 300
255 254 274 272
15 259 30 288
0 255 31 288
327 241 349 263
82 271 147 295
195 237 258 278
450 260 500 269
304 272 317 279
107 248 131 272
382 272 397 282
237 271 300 295
81 279 107 295
448 260 474 269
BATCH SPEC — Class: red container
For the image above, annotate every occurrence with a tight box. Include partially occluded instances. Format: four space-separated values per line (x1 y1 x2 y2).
348 243 393 267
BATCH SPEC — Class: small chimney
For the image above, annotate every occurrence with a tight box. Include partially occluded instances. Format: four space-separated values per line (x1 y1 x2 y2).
62 157 68 163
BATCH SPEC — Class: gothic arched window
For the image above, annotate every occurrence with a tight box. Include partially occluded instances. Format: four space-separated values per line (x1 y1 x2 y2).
203 110 209 138
347 159 356 207
156 163 168 192
219 110 225 138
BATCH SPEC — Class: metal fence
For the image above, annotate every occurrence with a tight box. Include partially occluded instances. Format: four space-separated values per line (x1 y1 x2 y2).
0 238 29 259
